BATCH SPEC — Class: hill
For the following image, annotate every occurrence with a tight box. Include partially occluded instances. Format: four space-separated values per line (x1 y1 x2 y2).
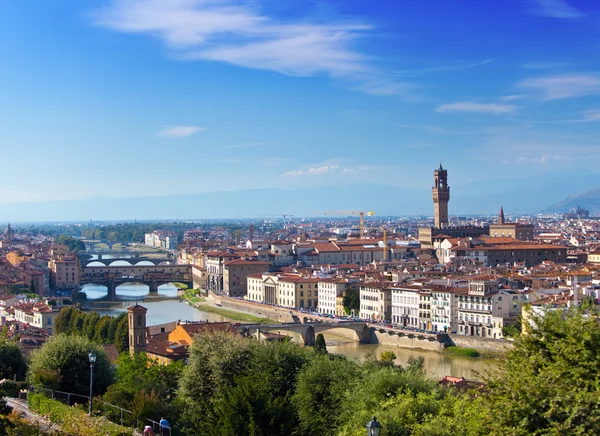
545 187 600 214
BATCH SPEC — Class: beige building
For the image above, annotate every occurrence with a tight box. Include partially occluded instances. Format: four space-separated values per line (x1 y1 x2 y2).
223 259 270 298
49 254 81 289
359 281 392 322
588 249 600 263
246 273 319 309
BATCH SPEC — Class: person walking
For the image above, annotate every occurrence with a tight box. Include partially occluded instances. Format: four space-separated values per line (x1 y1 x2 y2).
159 417 171 436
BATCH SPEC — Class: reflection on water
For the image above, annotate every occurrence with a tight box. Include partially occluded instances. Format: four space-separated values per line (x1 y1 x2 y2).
82 284 491 380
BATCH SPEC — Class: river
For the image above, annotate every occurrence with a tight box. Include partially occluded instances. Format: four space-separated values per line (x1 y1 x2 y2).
81 284 491 380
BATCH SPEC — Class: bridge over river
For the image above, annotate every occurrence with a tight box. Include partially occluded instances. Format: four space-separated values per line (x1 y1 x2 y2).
236 320 447 346
81 264 192 299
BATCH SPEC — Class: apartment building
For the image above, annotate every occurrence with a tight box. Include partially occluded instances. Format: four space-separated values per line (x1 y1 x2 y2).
359 281 392 322
317 278 350 315
205 251 239 293
427 285 465 333
48 254 81 289
389 285 421 328
456 277 525 338
223 259 270 298
145 230 178 250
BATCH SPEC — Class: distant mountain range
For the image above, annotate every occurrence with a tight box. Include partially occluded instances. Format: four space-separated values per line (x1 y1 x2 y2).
545 187 600 214
2 173 600 222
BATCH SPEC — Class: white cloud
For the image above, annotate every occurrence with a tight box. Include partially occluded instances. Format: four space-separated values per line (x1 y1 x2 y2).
514 154 592 165
284 169 306 177
521 62 571 69
283 163 375 177
158 125 205 138
571 110 600 123
92 0 389 87
225 141 274 149
517 73 600 100
530 0 585 19
499 94 525 102
436 102 516 114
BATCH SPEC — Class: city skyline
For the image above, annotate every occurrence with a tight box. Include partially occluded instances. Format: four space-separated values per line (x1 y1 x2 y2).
2 0 600 205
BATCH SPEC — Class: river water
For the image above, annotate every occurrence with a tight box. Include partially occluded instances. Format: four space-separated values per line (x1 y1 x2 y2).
82 284 491 380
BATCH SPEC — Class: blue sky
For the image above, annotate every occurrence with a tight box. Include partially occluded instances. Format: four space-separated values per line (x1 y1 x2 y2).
1 0 599 203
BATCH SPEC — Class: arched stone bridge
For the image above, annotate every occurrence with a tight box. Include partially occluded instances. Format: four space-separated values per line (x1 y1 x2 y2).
80 257 172 267
237 322 373 345
81 264 192 300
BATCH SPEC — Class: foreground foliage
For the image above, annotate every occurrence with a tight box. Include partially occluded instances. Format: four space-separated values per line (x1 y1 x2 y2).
487 303 600 435
54 307 129 352
28 334 114 397
0 332 27 381
28 393 130 436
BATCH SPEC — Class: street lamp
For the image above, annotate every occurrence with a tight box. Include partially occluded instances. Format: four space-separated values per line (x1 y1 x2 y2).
88 351 96 415
366 416 382 436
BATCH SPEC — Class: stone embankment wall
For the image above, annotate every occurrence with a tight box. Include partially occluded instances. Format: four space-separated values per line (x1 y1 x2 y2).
208 293 295 323
371 331 446 351
448 334 514 353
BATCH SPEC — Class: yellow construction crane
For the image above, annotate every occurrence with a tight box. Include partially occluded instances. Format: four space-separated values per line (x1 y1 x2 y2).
382 224 388 262
323 210 375 238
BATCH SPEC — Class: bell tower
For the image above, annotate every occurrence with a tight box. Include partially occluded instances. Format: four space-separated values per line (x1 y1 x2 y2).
432 163 450 229
127 304 147 356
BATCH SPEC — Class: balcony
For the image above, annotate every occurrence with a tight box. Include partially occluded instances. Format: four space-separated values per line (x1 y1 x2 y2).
458 307 492 315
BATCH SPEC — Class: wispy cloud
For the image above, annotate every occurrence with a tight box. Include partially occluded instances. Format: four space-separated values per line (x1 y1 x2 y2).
521 62 572 69
283 163 374 177
529 0 585 19
395 123 469 135
225 141 275 149
158 125 205 138
392 59 492 77
514 154 593 165
436 102 516 114
517 73 600 99
92 0 412 96
499 94 526 102
570 110 600 123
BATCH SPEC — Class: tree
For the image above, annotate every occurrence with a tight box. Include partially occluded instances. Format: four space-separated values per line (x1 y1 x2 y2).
28 334 114 397
379 351 397 366
113 314 129 353
102 353 184 427
343 286 360 315
314 334 327 354
178 332 256 434
213 340 312 435
55 235 86 253
293 355 360 436
0 337 27 381
487 304 600 435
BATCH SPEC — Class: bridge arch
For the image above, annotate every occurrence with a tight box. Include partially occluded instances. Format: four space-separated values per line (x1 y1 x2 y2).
240 322 372 346
109 260 133 266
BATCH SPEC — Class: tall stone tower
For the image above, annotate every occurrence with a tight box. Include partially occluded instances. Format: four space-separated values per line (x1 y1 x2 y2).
127 304 147 356
432 163 450 229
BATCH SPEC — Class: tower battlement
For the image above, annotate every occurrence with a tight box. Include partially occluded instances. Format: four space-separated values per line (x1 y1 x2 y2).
432 164 450 228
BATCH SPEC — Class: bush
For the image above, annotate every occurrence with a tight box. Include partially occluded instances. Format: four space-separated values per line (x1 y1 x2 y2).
28 393 131 436
445 346 480 358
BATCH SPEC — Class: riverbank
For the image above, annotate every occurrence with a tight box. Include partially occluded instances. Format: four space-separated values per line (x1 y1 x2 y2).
181 291 277 324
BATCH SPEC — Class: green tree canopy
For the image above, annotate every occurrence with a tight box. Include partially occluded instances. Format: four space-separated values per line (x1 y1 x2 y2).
487 304 600 435
314 333 327 355
55 235 86 252
0 334 27 381
28 334 114 397
343 286 360 315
